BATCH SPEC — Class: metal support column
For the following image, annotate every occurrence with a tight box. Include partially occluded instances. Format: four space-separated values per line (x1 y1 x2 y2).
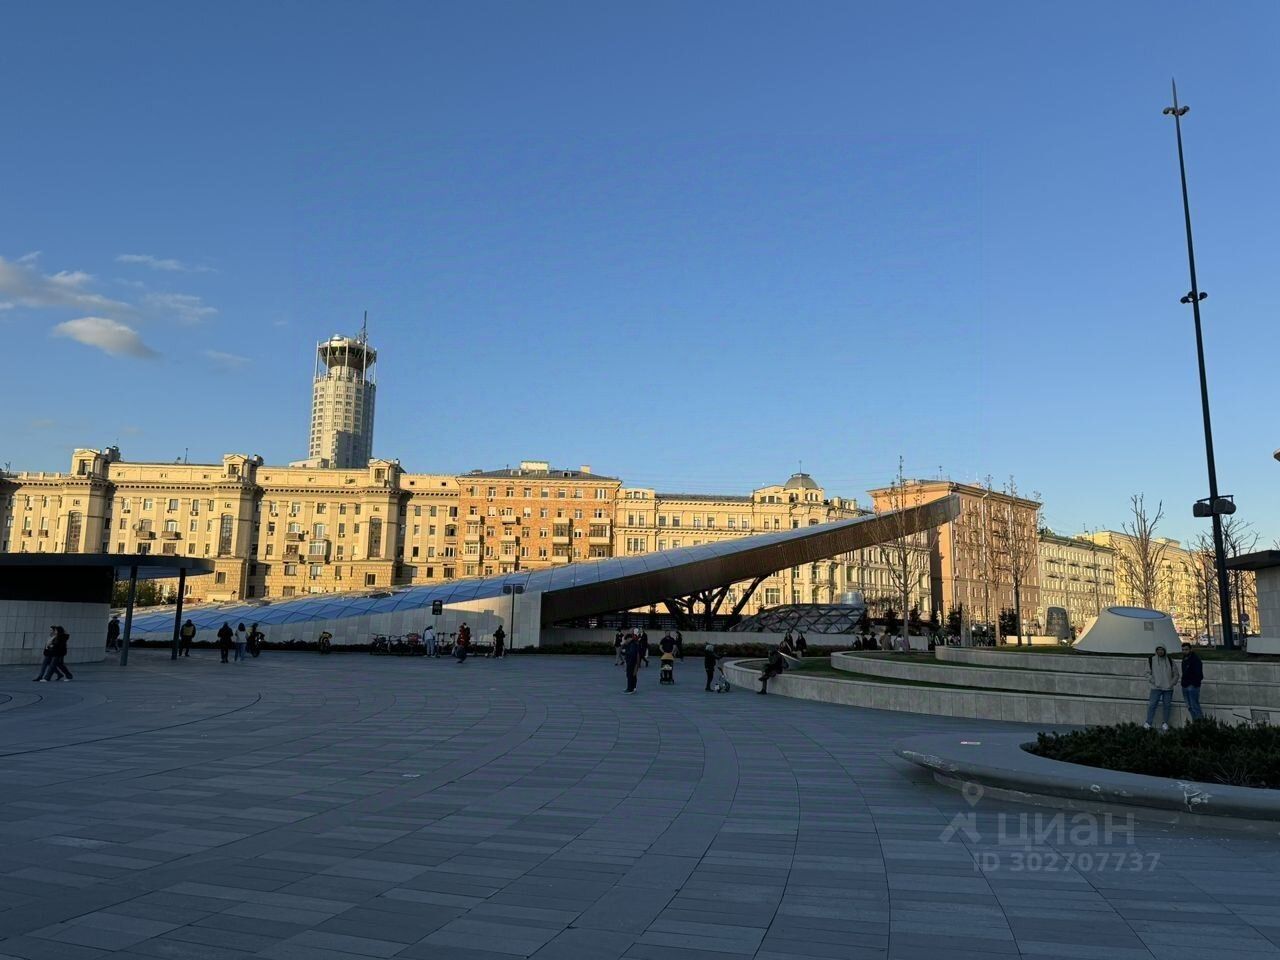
170 569 186 660
120 565 138 667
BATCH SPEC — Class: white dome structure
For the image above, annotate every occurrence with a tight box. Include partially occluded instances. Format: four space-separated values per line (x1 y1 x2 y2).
1073 606 1181 655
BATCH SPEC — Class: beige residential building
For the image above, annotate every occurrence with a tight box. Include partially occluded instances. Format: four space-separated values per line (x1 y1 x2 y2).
1085 530 1257 636
1037 531 1116 633
869 480 1043 634
2 456 932 618
618 473 932 618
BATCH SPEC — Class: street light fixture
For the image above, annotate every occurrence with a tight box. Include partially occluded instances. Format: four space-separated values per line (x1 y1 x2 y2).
1163 80 1237 650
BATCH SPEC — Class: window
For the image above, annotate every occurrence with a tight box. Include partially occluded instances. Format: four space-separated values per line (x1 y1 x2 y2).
215 571 226 584
143 498 154 510
218 515 234 555
310 563 323 578
167 499 179 512
284 563 298 575
368 517 383 559
165 520 179 533
365 573 376 586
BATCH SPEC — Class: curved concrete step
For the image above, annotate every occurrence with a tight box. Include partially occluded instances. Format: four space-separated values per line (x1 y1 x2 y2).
831 651 1280 709
723 659 1275 727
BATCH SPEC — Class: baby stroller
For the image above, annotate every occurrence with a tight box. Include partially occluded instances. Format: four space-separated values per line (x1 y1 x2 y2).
659 652 675 684
710 663 731 692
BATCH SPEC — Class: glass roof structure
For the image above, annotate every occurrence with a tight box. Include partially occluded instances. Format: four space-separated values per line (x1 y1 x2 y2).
130 494 959 635
731 603 869 635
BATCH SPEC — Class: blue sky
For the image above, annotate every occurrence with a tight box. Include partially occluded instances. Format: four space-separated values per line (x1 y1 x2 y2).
3 1 1277 545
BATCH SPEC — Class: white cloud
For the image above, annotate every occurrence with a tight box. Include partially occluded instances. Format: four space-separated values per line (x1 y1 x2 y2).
53 317 158 358
205 349 250 369
116 253 213 273
0 301 14 311
0 256 132 314
144 291 216 324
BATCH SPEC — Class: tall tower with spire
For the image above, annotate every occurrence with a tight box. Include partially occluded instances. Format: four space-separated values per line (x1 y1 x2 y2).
308 314 377 468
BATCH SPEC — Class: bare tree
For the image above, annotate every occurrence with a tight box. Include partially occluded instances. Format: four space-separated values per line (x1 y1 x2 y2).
1117 494 1168 610
1188 533 1219 642
992 477 1041 646
1222 516 1259 636
876 458 937 652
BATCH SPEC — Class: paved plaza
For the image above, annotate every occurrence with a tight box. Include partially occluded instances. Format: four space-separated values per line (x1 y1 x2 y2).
1 652 1279 960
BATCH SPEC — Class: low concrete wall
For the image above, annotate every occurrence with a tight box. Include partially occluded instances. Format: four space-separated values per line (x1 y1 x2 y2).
897 731 1280 829
542 627 813 648
721 659 1265 727
832 652 1280 709
936 646 1280 683
0 599 108 665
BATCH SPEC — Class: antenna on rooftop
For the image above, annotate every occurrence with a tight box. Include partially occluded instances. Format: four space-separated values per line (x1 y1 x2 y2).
359 310 368 343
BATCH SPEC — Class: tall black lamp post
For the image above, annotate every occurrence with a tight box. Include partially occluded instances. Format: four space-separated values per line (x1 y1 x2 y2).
1163 81 1236 650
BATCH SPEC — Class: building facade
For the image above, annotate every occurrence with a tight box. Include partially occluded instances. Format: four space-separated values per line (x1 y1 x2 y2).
869 480 1043 635
1037 530 1116 634
308 329 377 468
1086 530 1258 637
1 455 931 617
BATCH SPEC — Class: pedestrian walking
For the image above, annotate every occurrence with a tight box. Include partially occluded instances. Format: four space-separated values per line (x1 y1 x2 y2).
639 630 650 668
1180 642 1205 721
248 623 263 657
423 623 437 658
456 622 471 663
658 632 677 684
179 618 196 656
106 615 121 652
234 622 248 662
703 644 721 692
217 622 233 663
623 628 642 694
1144 645 1180 731
614 630 625 666
34 626 72 681
492 625 506 659
674 629 684 660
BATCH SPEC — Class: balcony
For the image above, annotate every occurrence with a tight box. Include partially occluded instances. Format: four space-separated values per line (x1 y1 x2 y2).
160 530 181 540
135 530 155 541
285 531 305 542
551 554 571 564
552 534 570 545
588 535 612 545
500 515 519 524
308 539 331 560
464 531 482 543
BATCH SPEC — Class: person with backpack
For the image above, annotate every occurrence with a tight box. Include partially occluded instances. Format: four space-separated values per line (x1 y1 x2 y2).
217 622 233 663
1144 645 1180 731
1180 642 1205 721
179 619 196 656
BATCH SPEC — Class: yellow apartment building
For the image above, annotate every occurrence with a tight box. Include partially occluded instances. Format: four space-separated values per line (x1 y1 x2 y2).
1037 531 1117 633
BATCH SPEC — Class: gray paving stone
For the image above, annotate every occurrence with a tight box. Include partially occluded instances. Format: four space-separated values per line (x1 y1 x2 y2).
2 651 1279 960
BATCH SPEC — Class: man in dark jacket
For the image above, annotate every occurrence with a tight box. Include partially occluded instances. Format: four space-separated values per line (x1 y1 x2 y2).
492 625 506 659
106 615 121 652
703 644 721 692
217 622 233 663
1180 642 1205 720
758 647 787 694
623 629 642 694
179 619 196 656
